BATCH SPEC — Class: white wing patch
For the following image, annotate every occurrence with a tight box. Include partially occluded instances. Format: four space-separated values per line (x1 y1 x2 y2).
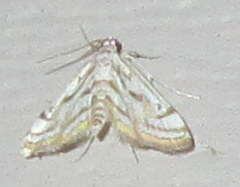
21 37 194 158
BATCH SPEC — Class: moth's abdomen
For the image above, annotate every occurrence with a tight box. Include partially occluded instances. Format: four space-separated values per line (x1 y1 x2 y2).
90 94 109 126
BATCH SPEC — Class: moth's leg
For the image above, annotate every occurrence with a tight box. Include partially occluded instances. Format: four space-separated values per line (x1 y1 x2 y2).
37 26 99 65
46 49 97 75
126 51 161 60
36 45 89 64
74 136 95 162
130 146 139 164
197 142 220 156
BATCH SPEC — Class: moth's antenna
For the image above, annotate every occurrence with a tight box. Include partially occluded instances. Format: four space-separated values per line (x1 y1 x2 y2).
79 25 101 51
80 25 90 43
39 26 101 74
156 80 201 100
36 25 92 65
130 55 201 100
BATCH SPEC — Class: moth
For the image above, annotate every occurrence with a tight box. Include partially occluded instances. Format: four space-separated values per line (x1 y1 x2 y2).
21 37 195 159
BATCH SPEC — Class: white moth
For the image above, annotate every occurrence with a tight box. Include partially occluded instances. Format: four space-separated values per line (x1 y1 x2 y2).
21 37 194 159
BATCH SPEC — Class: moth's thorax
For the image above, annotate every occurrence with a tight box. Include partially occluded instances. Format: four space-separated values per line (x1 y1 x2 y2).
93 37 122 79
94 54 118 82
94 56 112 81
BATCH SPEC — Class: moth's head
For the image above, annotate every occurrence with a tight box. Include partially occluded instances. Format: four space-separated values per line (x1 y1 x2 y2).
101 37 122 54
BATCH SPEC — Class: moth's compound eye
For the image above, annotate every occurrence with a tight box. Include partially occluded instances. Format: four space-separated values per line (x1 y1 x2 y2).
114 39 122 53
103 38 122 53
